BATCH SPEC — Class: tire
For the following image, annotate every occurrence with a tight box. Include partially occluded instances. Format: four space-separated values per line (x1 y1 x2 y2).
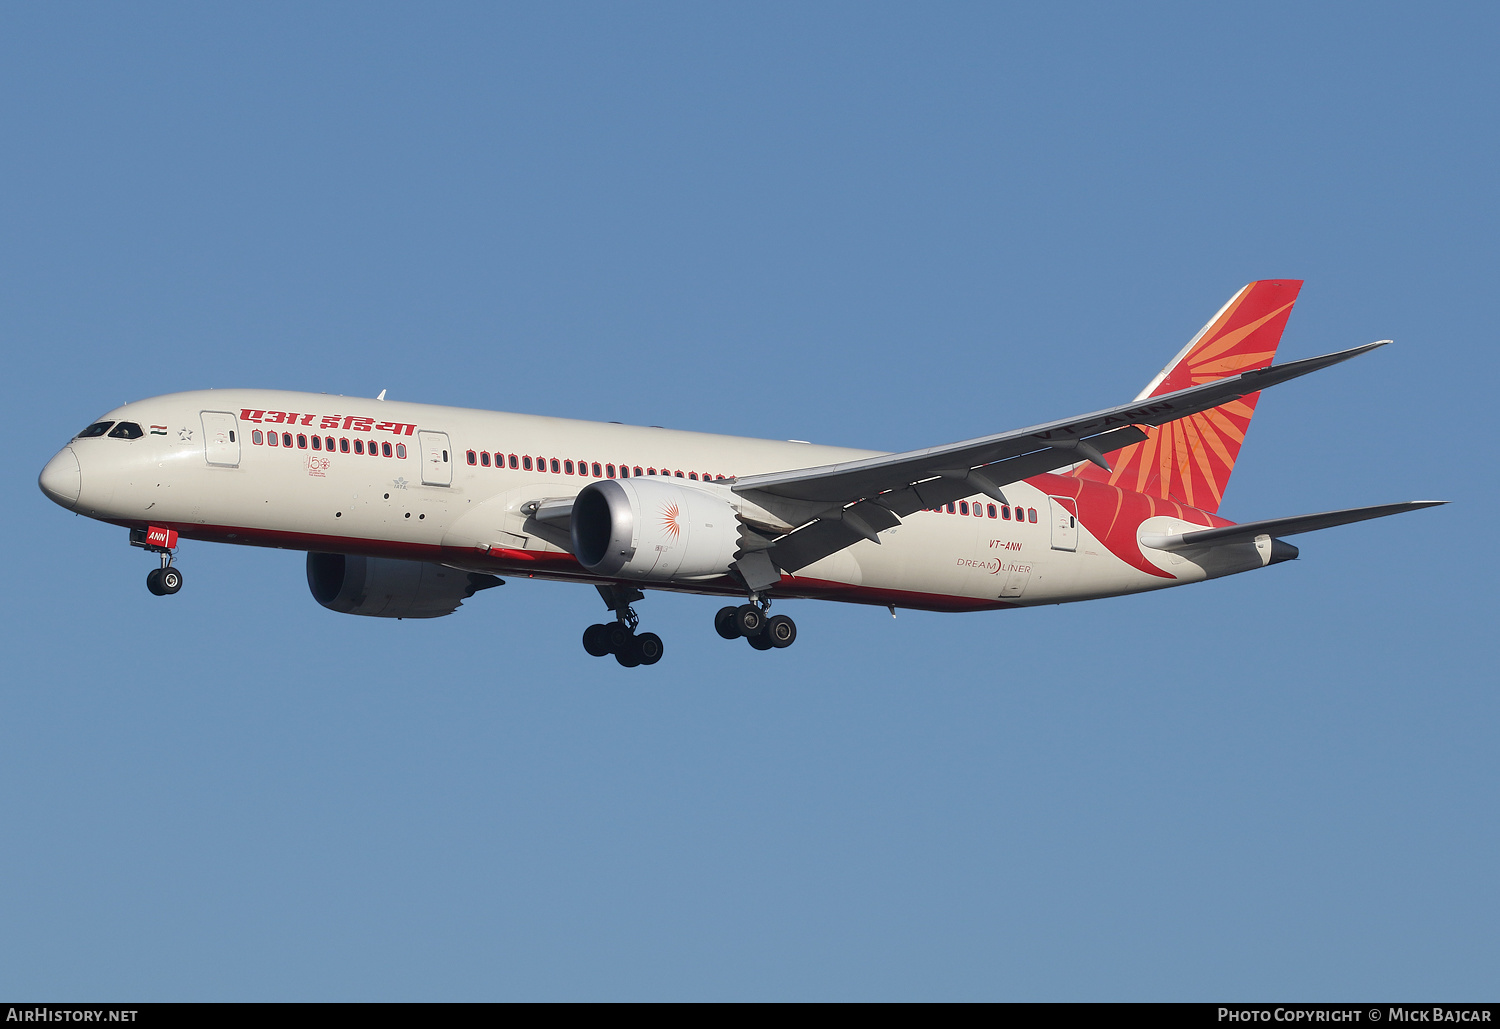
605 623 634 655
159 567 183 594
582 623 612 657
145 568 165 596
734 604 764 637
615 648 642 668
633 632 664 666
766 614 796 649
747 632 774 651
714 606 741 640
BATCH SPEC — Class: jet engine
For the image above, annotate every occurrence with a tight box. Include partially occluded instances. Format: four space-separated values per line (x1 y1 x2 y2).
571 477 741 580
306 553 502 618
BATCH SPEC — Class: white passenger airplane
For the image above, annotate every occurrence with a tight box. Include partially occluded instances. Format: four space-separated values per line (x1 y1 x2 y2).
39 280 1441 666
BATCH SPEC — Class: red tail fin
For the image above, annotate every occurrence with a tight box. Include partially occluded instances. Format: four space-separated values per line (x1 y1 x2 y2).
1070 279 1303 513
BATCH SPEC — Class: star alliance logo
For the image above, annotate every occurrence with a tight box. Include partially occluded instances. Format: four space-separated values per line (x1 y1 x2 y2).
178 427 193 442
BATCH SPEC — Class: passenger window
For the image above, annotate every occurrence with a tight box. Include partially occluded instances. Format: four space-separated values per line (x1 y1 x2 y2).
76 422 114 438
1029 508 1038 523
297 434 308 449
340 438 350 453
383 442 393 457
674 470 684 478
368 439 378 455
325 437 334 450
268 431 278 447
987 504 997 518
1001 505 1010 520
647 467 656 476
395 443 406 459
252 430 264 445
689 472 698 480
946 503 955 513
481 452 490 466
311 436 322 450
353 439 363 454
522 456 532 470
618 466 628 478
108 422 144 440
959 501 968 515
635 467 644 477
282 433 292 447
509 454 518 469
551 458 560 473
466 450 477 466
591 462 602 477
564 460 574 474
606 464 615 478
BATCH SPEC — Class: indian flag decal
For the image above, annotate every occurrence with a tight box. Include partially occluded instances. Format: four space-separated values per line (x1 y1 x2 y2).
150 425 168 435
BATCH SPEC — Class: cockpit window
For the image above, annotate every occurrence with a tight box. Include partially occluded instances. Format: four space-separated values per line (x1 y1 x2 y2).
107 422 144 440
76 421 114 438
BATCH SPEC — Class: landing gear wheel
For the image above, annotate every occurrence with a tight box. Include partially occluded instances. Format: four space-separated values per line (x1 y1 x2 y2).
158 566 183 594
766 614 796 649
633 632 664 666
605 622 634 655
615 646 642 668
582 623 612 657
715 606 741 640
747 631 774 651
734 604 765 637
146 568 165 596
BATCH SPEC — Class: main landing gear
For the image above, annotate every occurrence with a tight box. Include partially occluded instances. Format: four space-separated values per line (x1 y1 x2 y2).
130 527 183 596
715 599 796 651
582 585 664 668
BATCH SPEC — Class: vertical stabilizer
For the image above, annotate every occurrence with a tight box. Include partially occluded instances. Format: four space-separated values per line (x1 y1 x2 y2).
1070 279 1303 512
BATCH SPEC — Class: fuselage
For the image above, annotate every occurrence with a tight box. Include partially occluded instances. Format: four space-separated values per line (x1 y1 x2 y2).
39 389 1276 612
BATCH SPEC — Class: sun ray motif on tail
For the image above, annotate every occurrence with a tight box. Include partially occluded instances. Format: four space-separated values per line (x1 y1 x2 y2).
1070 279 1302 513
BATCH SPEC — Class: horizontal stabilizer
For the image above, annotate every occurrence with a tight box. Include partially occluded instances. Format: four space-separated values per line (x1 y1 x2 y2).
1139 501 1447 551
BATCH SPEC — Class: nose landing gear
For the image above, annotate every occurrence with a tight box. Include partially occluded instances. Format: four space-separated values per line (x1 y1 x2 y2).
582 585 664 667
131 526 183 596
715 598 796 650
146 563 183 596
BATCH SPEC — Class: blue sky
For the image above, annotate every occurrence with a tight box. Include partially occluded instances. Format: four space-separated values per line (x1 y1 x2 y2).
2 2 1494 1000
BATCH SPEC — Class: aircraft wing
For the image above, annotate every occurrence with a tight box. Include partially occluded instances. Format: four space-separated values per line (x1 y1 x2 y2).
1138 501 1447 551
730 341 1391 582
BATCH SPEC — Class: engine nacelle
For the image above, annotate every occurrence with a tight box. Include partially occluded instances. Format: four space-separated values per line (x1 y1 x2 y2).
571 477 741 580
306 553 501 618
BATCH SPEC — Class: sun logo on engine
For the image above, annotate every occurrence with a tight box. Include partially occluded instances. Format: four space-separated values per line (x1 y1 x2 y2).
661 502 682 540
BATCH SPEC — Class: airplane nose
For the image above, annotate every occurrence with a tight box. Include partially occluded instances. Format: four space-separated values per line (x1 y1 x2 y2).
39 447 82 509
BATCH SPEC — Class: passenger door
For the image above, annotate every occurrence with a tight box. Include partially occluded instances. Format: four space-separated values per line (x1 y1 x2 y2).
418 431 452 486
200 411 241 467
1049 496 1079 552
